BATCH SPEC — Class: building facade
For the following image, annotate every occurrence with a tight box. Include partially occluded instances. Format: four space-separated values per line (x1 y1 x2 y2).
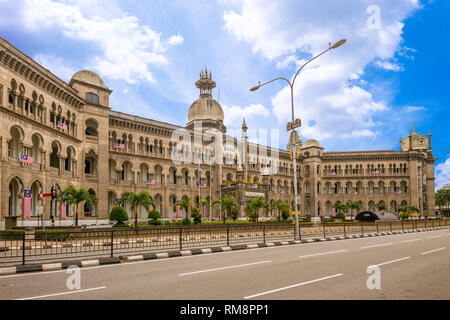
0 38 436 228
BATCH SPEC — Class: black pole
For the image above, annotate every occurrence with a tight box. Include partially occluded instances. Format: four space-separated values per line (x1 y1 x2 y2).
263 225 265 244
343 223 346 238
111 231 114 258
22 232 26 266
227 225 230 246
179 227 183 251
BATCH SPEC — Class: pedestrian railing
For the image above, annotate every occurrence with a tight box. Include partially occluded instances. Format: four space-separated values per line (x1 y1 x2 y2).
0 219 447 266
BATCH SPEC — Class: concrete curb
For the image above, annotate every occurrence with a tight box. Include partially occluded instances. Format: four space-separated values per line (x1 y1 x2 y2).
1 226 448 276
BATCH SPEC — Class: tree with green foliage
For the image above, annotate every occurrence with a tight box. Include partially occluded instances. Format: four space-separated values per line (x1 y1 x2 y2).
191 207 202 225
346 201 362 220
247 197 266 223
109 206 129 227
198 198 210 220
231 207 239 221
174 197 193 224
148 209 162 225
280 202 291 221
375 201 387 212
60 186 98 226
435 189 450 216
334 201 348 218
119 191 155 227
213 194 238 223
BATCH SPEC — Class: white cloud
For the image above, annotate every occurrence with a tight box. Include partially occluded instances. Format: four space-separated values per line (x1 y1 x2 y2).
222 103 270 126
406 106 426 112
375 60 403 71
436 157 450 190
34 54 76 82
22 0 183 84
223 0 420 148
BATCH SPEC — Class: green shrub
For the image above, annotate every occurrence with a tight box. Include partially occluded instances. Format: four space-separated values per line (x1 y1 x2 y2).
281 209 290 221
181 218 192 225
399 212 409 220
113 222 129 228
191 208 202 225
35 230 71 241
148 209 161 225
231 208 238 221
0 230 24 240
148 210 161 220
110 206 128 224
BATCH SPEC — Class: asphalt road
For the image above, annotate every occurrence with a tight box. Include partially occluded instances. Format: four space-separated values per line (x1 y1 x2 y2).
0 229 449 300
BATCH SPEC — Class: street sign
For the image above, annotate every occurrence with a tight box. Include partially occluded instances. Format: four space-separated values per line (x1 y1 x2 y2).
286 119 301 131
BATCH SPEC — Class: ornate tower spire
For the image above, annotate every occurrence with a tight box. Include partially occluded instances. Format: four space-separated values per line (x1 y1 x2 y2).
428 130 432 150
195 67 216 98
413 120 416 133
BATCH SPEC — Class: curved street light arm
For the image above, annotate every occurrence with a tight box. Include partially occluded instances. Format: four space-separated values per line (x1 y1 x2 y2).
291 47 331 88
256 77 292 90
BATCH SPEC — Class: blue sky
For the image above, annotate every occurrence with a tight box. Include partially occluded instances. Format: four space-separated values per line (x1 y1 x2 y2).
0 0 449 188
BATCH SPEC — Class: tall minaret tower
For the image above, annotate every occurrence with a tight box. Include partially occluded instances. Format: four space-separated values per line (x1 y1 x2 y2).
242 117 248 183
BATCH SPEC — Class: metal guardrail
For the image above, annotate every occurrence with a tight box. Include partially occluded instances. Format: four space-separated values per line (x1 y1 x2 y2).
0 220 447 266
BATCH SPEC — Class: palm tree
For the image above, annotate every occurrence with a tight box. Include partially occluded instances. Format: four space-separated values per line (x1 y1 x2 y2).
60 186 98 226
346 201 361 220
120 191 155 227
250 197 266 223
175 197 193 223
198 198 210 220
334 201 348 218
269 200 280 220
375 201 387 212
213 194 238 223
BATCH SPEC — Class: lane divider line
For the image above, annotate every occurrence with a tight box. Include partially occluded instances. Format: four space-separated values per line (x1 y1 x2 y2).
375 256 410 267
420 247 447 255
361 243 393 249
401 239 422 243
244 273 344 299
179 260 272 276
299 250 347 259
16 286 107 300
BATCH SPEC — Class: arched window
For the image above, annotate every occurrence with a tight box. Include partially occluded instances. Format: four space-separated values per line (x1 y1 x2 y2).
85 93 99 105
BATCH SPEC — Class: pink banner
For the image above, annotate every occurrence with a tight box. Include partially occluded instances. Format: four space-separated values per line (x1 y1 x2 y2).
23 197 31 219
331 207 336 217
61 202 66 220
353 209 357 217
177 205 180 218
241 205 245 217
149 205 153 211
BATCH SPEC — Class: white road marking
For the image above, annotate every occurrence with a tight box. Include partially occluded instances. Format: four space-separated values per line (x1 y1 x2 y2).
299 250 347 259
401 239 422 243
16 286 106 300
361 243 393 249
179 260 272 276
420 247 447 255
427 235 443 239
244 274 344 299
374 257 410 267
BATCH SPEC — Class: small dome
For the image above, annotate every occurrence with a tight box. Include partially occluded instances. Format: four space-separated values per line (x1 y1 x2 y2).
70 70 107 89
302 139 321 149
188 97 224 123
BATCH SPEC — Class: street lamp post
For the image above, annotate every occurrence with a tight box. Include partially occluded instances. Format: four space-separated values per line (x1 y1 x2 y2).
250 39 346 240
